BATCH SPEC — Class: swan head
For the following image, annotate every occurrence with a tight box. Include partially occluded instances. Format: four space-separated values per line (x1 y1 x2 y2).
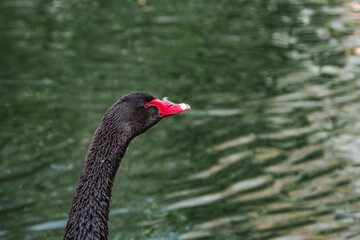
106 92 190 137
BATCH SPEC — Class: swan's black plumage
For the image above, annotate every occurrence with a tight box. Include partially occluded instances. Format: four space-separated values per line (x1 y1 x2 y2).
64 92 163 240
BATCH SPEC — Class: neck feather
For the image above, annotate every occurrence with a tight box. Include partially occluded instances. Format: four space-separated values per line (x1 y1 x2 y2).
64 123 133 240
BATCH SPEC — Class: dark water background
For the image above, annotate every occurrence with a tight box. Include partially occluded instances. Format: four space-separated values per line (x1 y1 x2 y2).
1 0 360 239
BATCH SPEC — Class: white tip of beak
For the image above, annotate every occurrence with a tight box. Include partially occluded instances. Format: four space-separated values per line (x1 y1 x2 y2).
179 103 191 111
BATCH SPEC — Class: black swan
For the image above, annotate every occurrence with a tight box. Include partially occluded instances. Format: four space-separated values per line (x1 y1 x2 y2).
64 92 190 240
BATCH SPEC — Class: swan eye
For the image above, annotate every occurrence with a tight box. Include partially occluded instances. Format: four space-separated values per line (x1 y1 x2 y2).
144 103 149 108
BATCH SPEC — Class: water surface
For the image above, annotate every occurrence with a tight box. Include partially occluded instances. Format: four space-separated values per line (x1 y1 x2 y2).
1 0 360 239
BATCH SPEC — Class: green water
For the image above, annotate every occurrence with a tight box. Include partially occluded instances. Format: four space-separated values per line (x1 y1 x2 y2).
1 0 360 239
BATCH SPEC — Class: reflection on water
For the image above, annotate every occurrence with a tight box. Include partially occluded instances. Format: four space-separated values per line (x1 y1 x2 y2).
1 0 360 240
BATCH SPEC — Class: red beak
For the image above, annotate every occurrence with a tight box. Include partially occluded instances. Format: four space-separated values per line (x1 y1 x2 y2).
147 98 191 118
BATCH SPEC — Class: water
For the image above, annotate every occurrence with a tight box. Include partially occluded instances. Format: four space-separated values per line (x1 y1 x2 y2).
1 0 360 239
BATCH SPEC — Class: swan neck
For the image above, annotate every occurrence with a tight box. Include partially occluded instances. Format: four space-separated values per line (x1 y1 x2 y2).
64 126 132 240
